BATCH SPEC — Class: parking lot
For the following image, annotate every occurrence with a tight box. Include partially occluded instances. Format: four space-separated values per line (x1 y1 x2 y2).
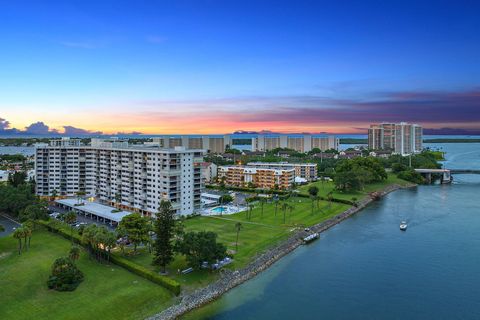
49 205 116 231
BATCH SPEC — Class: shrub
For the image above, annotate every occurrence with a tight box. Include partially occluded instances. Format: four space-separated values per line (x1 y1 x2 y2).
47 257 84 291
397 169 424 184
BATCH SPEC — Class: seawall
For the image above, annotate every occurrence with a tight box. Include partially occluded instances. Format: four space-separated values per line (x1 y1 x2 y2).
148 183 413 320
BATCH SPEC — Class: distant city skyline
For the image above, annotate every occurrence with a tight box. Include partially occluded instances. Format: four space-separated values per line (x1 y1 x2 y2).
1 1 480 135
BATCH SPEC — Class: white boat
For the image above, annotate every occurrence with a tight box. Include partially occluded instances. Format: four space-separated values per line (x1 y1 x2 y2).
399 221 408 231
303 233 320 243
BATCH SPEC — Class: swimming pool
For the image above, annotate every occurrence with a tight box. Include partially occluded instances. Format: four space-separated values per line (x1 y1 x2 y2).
211 206 228 214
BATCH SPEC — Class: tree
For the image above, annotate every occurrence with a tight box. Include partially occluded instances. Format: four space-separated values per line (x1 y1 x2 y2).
308 186 319 197
153 200 176 274
22 222 33 251
8 171 27 188
114 192 122 208
0 224 4 233
235 222 242 252
118 213 149 253
247 203 255 220
47 257 84 291
176 231 227 268
64 211 77 243
308 186 319 214
69 245 81 262
75 191 86 204
13 227 25 255
259 198 266 218
219 194 233 204
51 189 58 201
19 201 49 229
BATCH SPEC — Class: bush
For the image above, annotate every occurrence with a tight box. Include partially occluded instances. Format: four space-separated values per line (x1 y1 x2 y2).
110 254 181 295
397 169 424 184
392 163 407 173
47 257 84 291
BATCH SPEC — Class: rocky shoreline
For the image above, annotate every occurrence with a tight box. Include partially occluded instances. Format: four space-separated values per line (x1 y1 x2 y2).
148 183 413 320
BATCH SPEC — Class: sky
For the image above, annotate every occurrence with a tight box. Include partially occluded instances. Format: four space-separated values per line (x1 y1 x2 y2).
1 0 480 135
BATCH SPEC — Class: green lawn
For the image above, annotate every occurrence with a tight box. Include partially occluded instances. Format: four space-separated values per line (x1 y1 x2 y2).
114 216 291 291
118 196 349 292
0 229 174 320
298 173 410 201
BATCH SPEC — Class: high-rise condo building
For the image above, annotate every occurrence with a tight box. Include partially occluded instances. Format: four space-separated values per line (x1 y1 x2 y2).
368 122 423 155
152 134 339 154
35 138 205 216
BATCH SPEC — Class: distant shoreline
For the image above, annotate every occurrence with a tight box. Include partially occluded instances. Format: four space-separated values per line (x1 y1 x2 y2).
339 138 480 144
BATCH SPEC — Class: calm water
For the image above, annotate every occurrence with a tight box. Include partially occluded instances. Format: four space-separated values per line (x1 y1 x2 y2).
188 143 480 320
0 146 35 156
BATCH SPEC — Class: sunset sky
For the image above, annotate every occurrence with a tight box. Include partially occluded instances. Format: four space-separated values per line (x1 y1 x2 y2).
1 1 480 135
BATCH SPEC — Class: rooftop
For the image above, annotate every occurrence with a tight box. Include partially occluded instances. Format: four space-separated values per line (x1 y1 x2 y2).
55 198 132 222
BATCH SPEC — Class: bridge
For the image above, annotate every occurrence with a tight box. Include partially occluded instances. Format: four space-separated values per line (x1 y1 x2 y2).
414 168 480 184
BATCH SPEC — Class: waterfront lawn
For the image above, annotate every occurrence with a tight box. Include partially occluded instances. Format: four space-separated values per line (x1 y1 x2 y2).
225 197 350 228
298 173 410 201
0 229 173 320
115 217 290 291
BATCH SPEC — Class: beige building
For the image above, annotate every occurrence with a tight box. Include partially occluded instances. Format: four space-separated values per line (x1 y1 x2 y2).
247 162 318 181
368 122 423 155
152 134 339 154
218 165 294 189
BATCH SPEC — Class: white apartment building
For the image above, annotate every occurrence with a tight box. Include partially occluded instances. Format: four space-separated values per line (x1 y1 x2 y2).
368 122 423 155
152 134 339 153
35 138 205 216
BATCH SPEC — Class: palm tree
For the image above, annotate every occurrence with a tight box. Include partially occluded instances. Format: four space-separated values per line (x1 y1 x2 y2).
114 192 122 208
69 245 81 262
281 202 289 224
235 222 242 252
327 191 333 209
247 203 255 220
64 211 77 243
75 191 86 204
51 189 58 202
13 228 24 255
22 224 32 251
260 198 266 218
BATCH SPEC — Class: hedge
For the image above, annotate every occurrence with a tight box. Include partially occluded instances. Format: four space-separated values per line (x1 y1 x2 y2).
296 192 354 205
37 220 82 244
110 254 181 295
38 219 181 295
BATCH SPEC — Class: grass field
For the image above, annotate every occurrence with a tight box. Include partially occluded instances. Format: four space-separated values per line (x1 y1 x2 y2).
298 173 410 201
0 229 173 320
118 196 349 292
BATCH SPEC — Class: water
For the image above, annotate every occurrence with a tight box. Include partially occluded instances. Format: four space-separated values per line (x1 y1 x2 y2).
0 146 35 156
190 143 480 320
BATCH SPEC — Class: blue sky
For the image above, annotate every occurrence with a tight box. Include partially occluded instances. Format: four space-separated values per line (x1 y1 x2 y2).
1 0 479 134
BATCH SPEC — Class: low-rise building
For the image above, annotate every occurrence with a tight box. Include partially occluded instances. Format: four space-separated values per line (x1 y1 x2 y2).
218 165 294 189
246 162 318 181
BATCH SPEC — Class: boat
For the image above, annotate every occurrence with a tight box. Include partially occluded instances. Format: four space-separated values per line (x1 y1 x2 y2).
303 233 320 244
399 221 408 231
